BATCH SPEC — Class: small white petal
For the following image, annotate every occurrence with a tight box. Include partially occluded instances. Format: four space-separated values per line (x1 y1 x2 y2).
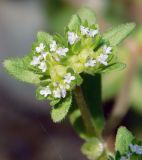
36 43 45 53
59 85 67 98
88 29 98 37
68 32 79 45
85 58 96 67
64 73 75 84
36 47 41 53
41 52 48 60
97 54 108 66
63 48 69 53
56 47 69 56
30 56 41 66
50 41 57 52
53 88 61 98
103 45 112 54
38 61 47 72
39 43 45 50
80 25 89 35
40 86 51 97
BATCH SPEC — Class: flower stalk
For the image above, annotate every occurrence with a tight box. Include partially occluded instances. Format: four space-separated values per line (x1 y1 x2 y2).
74 86 98 137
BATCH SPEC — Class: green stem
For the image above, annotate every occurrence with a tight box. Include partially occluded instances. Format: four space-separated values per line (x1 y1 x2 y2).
74 86 97 137
74 85 108 160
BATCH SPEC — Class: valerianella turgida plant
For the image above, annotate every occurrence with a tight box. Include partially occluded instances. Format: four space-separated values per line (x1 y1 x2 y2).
4 7 136 160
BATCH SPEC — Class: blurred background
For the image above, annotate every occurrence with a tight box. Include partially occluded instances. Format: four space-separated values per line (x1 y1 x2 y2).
0 0 142 159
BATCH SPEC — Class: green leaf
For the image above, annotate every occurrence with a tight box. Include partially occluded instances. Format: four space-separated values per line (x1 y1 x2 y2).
115 126 134 154
67 7 96 31
81 74 105 135
103 23 136 46
101 62 126 73
3 56 41 85
81 138 105 160
37 31 53 45
77 7 96 26
53 33 67 46
50 99 61 106
67 14 81 31
51 93 72 122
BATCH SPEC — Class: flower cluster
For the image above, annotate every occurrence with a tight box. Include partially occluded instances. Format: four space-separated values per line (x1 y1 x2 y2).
29 20 113 104
129 144 142 155
31 43 48 72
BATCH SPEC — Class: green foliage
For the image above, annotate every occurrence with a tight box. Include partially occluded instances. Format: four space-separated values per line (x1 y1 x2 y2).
77 7 96 25
115 127 134 154
68 14 81 31
111 127 142 160
3 7 135 147
81 138 105 160
37 31 53 44
51 93 72 122
4 56 41 85
103 23 136 46
81 74 105 135
3 7 137 160
101 62 126 73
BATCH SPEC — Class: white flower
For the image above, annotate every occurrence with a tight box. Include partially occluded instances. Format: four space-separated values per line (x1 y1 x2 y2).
53 88 61 98
64 73 75 84
80 25 89 35
88 29 98 37
38 61 47 72
36 43 45 53
56 47 69 56
41 52 48 60
130 144 142 155
53 86 66 98
68 32 79 45
97 54 108 66
59 85 67 98
30 56 42 66
85 58 96 67
103 45 112 54
50 41 57 52
40 86 51 97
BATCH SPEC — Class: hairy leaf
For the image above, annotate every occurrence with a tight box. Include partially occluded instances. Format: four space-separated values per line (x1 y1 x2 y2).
68 14 81 31
37 31 53 45
103 23 136 46
115 127 134 154
4 57 41 85
77 7 96 25
51 93 72 122
101 62 126 73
